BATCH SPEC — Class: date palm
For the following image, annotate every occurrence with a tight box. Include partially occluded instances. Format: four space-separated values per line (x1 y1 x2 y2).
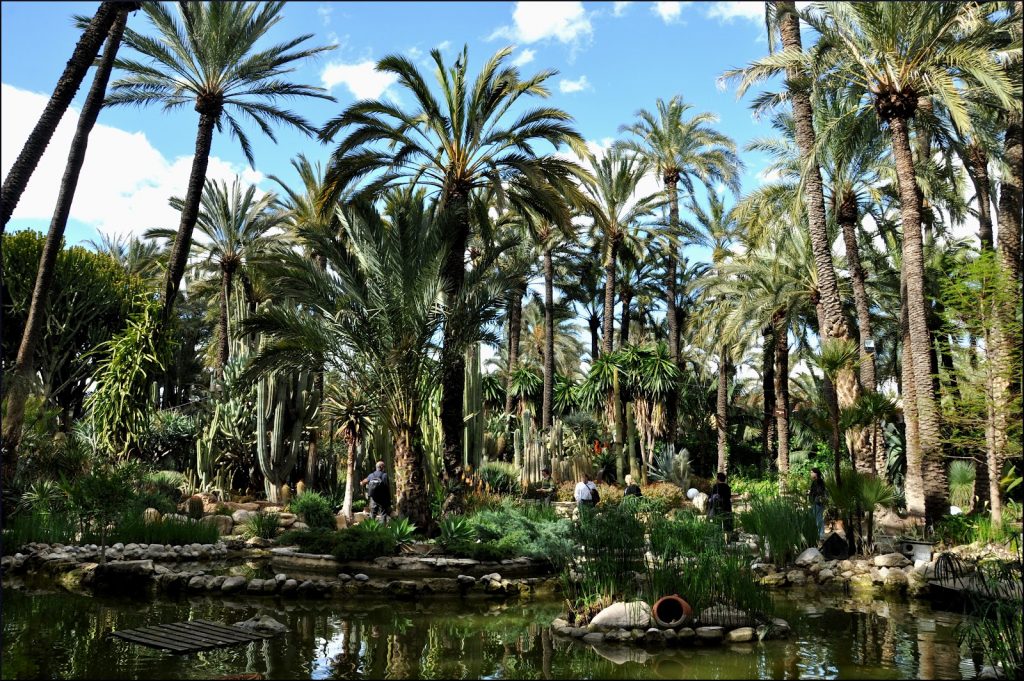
319 45 588 490
148 178 281 377
801 0 1019 523
322 385 373 524
618 95 741 453
107 1 334 324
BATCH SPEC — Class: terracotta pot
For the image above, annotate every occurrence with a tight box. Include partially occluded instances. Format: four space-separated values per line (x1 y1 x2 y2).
652 594 692 628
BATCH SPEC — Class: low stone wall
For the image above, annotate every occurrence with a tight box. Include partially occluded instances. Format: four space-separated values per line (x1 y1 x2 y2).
270 548 551 579
754 548 933 598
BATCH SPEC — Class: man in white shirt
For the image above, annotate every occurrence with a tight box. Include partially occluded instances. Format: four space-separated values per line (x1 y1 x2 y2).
573 472 598 509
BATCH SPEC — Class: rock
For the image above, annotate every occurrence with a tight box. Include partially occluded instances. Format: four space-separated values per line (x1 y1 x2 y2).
386 580 418 599
839 559 855 572
817 569 835 582
143 508 162 524
245 537 271 549
726 627 755 643
760 572 787 587
874 552 911 568
590 601 652 631
281 579 298 594
795 547 824 567
695 626 724 642
456 575 476 586
337 573 352 583
297 580 315 596
698 604 752 628
750 562 776 577
277 513 297 528
262 579 279 593
604 628 631 643
850 574 875 591
335 514 349 530
785 570 807 586
978 665 1005 680
206 575 226 591
354 573 369 582
232 510 253 525
883 568 908 593
821 532 849 560
188 575 209 591
221 576 247 593
676 627 695 641
90 560 154 593
421 578 458 594
582 632 605 644
292 521 309 531
870 567 887 584
480 572 502 583
234 615 287 635
692 492 709 514
246 579 265 593
200 515 234 535
643 628 666 645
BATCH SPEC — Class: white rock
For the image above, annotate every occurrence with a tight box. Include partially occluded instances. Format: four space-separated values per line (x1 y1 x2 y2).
795 547 824 567
590 601 652 631
232 509 253 524
234 615 287 634
873 552 911 568
726 627 755 643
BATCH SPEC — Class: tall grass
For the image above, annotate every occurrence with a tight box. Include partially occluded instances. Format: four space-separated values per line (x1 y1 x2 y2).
736 495 817 565
108 515 219 545
1 511 77 552
243 511 279 540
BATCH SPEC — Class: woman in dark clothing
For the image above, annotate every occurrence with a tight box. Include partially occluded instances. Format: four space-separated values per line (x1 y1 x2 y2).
709 472 733 533
623 474 642 498
809 467 827 537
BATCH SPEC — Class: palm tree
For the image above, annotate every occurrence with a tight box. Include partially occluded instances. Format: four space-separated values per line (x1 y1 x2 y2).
242 189 508 528
618 95 741 453
559 241 605 362
89 232 163 282
1 6 134 465
148 179 280 377
323 385 373 523
108 1 334 324
319 45 588 494
0 2 128 231
803 1 1018 524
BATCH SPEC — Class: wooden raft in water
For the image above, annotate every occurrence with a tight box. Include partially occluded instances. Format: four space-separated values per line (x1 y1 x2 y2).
110 619 274 654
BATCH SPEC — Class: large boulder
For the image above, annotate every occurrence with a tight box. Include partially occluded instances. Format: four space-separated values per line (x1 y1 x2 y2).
795 547 824 567
692 492 709 514
590 601 652 631
697 604 753 628
231 510 253 525
200 515 234 536
91 560 155 593
143 508 162 524
874 552 911 568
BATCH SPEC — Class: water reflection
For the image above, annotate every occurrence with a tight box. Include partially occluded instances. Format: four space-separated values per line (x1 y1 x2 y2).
1 586 980 680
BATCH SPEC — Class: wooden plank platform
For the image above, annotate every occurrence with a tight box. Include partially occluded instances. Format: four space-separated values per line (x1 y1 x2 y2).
111 619 275 654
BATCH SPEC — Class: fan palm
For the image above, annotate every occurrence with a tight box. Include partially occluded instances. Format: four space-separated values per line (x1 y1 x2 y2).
801 1 1019 523
318 44 589 488
108 1 334 323
618 95 742 453
148 178 281 376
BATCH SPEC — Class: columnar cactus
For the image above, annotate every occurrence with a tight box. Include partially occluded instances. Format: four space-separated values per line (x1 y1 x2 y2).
256 368 318 504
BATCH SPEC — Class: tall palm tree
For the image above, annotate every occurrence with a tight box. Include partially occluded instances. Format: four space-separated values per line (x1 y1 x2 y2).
319 45 588 495
618 95 741 453
89 232 163 282
242 190 504 528
559 242 605 363
804 1 1019 523
108 1 334 324
148 178 280 376
323 385 373 524
579 150 659 356
0 1 127 231
1 7 134 465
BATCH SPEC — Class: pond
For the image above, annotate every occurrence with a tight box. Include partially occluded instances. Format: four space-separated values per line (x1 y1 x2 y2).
1 586 983 680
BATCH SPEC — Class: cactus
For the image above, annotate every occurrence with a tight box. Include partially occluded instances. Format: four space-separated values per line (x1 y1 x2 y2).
280 484 292 504
186 495 204 520
463 343 484 470
195 403 220 486
296 480 306 497
255 366 319 504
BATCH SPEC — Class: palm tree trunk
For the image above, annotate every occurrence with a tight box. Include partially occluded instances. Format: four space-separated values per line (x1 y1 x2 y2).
602 236 620 354
306 371 323 490
393 420 430 530
341 436 356 523
439 196 470 505
838 199 876 394
542 247 555 431
503 281 525 415
0 1 123 231
716 349 729 474
887 113 947 524
161 103 221 321
774 313 790 476
619 288 632 348
665 176 681 453
901 273 925 516
967 145 995 251
0 8 129 476
217 265 232 376
815 298 843 476
588 315 600 362
997 115 1022 286
761 324 777 464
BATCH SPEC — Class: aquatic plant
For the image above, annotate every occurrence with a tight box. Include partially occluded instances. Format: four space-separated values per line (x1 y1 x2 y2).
736 494 817 566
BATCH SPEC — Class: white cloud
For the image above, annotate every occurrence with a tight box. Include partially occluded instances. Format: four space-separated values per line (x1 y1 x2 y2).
559 75 591 94
1 83 263 239
320 60 398 100
491 2 593 45
612 2 633 17
653 2 685 23
512 48 536 67
407 46 423 60
706 1 763 23
436 40 451 51
316 4 332 25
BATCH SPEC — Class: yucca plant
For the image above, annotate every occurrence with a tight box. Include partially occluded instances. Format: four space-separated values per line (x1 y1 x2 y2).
948 460 977 512
244 511 279 540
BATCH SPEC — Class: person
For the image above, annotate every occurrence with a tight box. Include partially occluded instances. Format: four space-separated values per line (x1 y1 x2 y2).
535 466 556 504
623 474 642 498
360 460 391 523
708 471 734 534
809 467 827 538
573 472 599 510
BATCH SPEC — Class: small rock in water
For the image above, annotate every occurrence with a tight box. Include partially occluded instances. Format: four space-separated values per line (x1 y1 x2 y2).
234 615 287 635
353 573 369 582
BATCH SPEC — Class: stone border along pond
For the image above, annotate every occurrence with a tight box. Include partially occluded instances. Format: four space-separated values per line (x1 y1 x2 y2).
0 539 558 601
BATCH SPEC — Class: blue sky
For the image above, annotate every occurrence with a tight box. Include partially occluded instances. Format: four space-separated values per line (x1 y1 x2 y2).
1 1 785 250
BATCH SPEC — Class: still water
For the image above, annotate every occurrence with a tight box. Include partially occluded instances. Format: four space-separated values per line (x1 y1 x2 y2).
1 585 981 680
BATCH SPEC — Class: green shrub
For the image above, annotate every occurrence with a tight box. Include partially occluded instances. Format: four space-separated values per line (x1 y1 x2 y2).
290 491 335 530
244 511 279 540
278 527 339 555
108 514 219 545
387 517 418 548
737 495 818 566
438 515 475 550
333 521 396 561
649 509 723 558
352 498 367 512
476 461 522 495
446 539 517 561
